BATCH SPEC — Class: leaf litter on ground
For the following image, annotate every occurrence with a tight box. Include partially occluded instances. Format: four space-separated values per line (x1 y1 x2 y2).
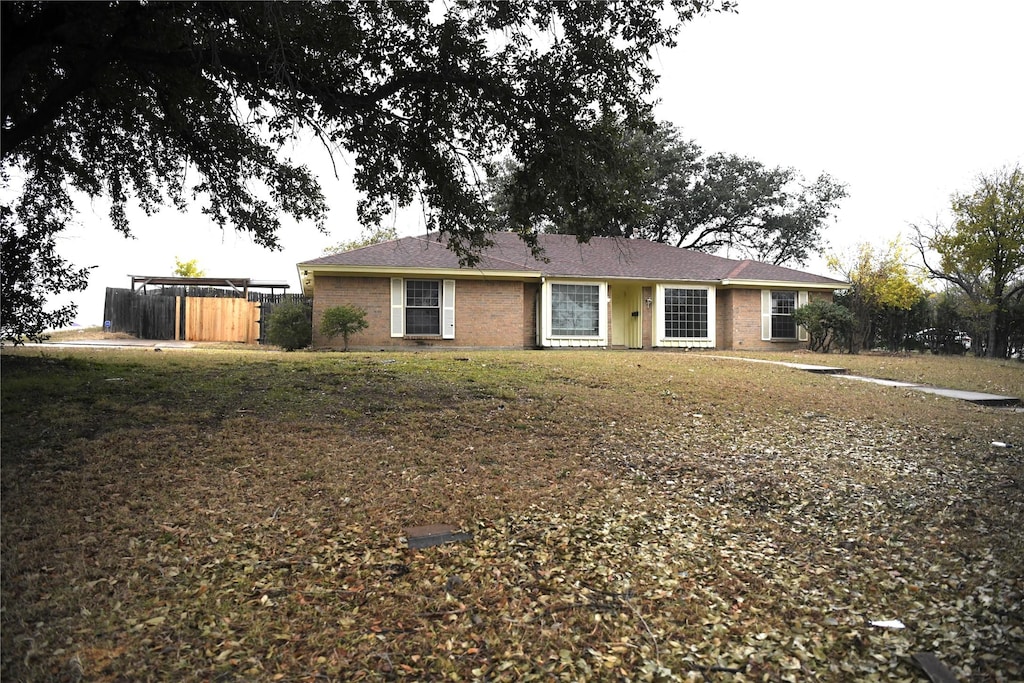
1 348 1021 681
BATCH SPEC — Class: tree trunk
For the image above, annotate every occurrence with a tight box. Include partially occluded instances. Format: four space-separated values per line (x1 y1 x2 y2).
989 306 1008 358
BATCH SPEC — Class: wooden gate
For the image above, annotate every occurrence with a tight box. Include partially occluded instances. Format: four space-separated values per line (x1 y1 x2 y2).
182 297 260 343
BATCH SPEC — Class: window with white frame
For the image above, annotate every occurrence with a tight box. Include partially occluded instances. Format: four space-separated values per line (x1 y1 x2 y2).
663 288 708 338
551 283 600 336
770 290 797 339
391 278 455 339
405 280 440 335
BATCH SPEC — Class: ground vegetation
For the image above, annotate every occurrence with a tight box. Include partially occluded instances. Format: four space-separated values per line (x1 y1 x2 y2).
2 349 1021 681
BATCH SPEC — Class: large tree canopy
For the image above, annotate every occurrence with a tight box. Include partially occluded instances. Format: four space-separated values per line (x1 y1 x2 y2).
1 0 731 342
911 165 1024 358
493 121 848 266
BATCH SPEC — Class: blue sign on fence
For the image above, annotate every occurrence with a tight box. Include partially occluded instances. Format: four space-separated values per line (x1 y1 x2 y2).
104 320 111 329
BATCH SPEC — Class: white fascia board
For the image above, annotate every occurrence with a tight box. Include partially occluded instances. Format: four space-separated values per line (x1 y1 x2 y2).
719 279 849 291
596 276 719 286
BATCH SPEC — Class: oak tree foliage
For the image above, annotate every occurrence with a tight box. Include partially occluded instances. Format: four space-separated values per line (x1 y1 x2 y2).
1 0 732 341
0 203 90 343
491 120 848 266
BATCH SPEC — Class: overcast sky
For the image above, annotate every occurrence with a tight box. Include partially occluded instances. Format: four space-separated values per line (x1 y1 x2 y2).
51 0 1024 326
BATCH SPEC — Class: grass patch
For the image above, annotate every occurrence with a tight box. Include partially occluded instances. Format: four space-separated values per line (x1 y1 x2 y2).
2 348 1022 682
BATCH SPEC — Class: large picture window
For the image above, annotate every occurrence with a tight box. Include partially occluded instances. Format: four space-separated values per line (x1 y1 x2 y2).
771 291 797 339
551 283 600 336
663 288 708 338
405 280 440 335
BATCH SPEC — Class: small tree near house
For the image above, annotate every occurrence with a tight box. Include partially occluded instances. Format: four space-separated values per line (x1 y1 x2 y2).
320 305 368 351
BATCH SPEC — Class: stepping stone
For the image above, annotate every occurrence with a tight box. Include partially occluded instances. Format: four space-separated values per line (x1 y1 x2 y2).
909 386 1019 407
912 652 959 683
404 524 472 549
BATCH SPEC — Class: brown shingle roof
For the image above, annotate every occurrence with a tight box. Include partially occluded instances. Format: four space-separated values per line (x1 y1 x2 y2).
301 233 846 286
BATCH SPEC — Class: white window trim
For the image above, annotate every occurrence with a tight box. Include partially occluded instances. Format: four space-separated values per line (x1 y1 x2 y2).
761 289 809 342
655 284 716 348
390 278 455 339
541 280 607 347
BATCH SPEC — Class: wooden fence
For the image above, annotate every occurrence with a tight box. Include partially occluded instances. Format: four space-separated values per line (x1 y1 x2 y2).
182 297 260 343
104 288 177 339
104 288 276 343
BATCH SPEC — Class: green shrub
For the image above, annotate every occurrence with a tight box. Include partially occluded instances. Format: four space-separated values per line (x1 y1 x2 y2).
266 300 312 351
794 300 854 353
320 305 369 351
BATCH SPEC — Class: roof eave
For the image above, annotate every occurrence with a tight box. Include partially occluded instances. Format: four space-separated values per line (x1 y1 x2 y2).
720 278 850 290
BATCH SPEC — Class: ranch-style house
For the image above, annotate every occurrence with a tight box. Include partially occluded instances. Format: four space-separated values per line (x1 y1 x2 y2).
297 233 847 351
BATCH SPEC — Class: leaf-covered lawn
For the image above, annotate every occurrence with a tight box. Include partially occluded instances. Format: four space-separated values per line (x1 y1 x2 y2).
2 349 1021 682
716 350 1024 400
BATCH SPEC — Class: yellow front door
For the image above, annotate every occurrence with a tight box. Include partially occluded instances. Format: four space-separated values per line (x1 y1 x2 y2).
611 285 643 349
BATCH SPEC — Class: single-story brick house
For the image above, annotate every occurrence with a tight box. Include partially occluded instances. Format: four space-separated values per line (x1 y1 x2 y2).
297 233 847 351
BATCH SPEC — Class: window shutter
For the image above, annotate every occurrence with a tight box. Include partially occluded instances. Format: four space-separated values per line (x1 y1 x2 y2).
706 286 716 346
442 279 456 339
390 278 404 337
797 291 810 342
761 290 772 341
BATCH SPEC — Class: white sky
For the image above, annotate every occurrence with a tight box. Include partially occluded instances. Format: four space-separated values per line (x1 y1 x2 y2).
49 0 1024 326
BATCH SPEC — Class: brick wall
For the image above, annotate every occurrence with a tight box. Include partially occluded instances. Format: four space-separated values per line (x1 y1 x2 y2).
522 283 539 348
716 290 735 349
717 288 833 351
312 276 532 349
313 276 833 352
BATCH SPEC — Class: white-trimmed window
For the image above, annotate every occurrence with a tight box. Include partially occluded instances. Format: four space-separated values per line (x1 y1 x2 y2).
761 290 808 341
655 285 715 347
391 278 455 338
405 280 440 334
664 288 708 338
541 280 607 347
551 283 601 336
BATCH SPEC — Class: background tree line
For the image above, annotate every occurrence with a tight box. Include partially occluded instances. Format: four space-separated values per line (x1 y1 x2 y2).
797 165 1023 359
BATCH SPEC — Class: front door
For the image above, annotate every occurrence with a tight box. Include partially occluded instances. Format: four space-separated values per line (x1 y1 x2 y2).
611 285 643 349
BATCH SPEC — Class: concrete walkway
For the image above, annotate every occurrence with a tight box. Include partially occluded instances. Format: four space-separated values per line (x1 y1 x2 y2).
711 355 1020 407
34 339 197 350
837 374 1020 407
